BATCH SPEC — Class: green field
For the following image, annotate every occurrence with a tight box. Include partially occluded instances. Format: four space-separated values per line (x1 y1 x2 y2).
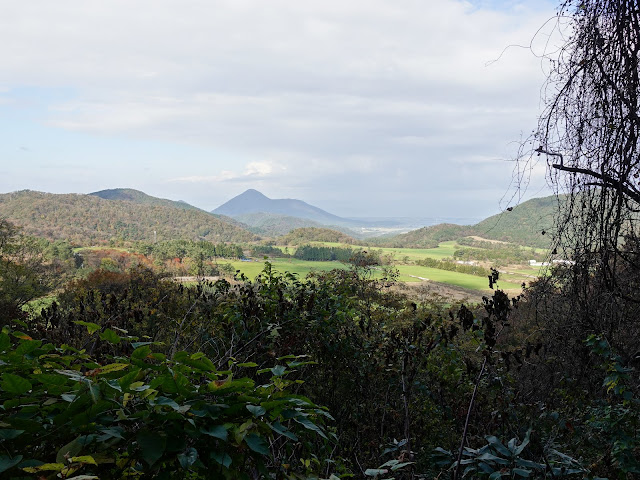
219 257 523 292
218 258 349 280
395 265 522 290
261 240 541 292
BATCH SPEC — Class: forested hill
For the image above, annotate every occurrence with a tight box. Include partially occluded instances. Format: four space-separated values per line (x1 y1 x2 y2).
471 195 559 248
278 227 358 245
0 190 257 245
90 188 202 212
377 195 560 249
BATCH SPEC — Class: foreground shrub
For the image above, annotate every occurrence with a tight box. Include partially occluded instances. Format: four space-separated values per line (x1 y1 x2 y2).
0 327 331 479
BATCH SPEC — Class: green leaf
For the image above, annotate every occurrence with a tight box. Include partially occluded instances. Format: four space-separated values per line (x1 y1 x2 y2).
268 421 298 441
95 363 129 375
0 455 22 474
153 396 181 410
137 430 166 466
244 434 270 456
1 373 32 394
36 373 69 386
57 437 83 463
99 329 121 344
0 333 10 353
69 456 98 465
477 452 509 465
22 463 66 473
246 404 266 417
201 425 228 441
293 415 327 439
0 429 24 440
178 448 198 469
237 362 258 367
73 321 100 335
271 365 286 376
210 451 232 468
489 472 506 479
486 435 511 457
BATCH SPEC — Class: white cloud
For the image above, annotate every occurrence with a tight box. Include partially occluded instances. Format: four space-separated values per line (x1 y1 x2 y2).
0 0 560 217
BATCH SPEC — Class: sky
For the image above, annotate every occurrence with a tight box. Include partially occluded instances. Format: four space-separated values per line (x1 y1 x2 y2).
0 0 561 219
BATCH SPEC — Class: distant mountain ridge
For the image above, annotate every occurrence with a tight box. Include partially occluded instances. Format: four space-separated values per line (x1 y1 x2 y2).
213 189 353 226
90 188 202 212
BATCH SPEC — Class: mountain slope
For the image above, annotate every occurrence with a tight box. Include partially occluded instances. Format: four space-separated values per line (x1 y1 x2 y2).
213 189 353 225
90 188 201 211
376 195 561 249
0 190 257 245
470 195 561 248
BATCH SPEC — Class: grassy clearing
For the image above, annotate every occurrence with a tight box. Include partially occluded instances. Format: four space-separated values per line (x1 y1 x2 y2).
395 265 522 291
218 259 349 280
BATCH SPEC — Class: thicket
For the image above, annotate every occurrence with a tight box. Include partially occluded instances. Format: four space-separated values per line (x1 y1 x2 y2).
415 257 490 277
453 239 546 266
1 245 637 478
293 245 356 262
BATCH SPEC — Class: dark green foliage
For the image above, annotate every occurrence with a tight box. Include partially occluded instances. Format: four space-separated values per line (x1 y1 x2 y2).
293 244 355 262
278 227 358 245
453 238 546 266
0 328 330 479
0 219 59 325
135 239 245 261
250 245 291 258
416 257 490 277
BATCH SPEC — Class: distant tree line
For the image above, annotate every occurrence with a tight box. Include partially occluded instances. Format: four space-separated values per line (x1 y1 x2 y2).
416 257 490 277
293 244 355 262
135 240 245 262
250 245 290 258
454 238 546 266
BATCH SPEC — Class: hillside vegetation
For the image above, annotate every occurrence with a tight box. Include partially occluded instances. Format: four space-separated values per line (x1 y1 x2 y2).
0 190 257 245
377 195 560 249
278 227 358 245
89 188 202 212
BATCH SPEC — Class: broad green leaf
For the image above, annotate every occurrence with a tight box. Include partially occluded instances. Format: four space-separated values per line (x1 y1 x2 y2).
57 437 83 463
293 415 327 439
154 396 181 410
210 451 232 468
15 339 41 355
246 404 266 417
489 472 506 479
486 435 511 457
22 462 66 473
237 362 258 367
201 425 228 441
0 429 24 440
95 363 129 375
268 421 298 441
244 434 270 456
99 329 121 344
36 374 69 386
70 456 98 465
0 333 10 352
271 365 286 376
477 452 509 465
1 373 32 394
0 455 22 474
137 430 166 466
73 321 100 335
